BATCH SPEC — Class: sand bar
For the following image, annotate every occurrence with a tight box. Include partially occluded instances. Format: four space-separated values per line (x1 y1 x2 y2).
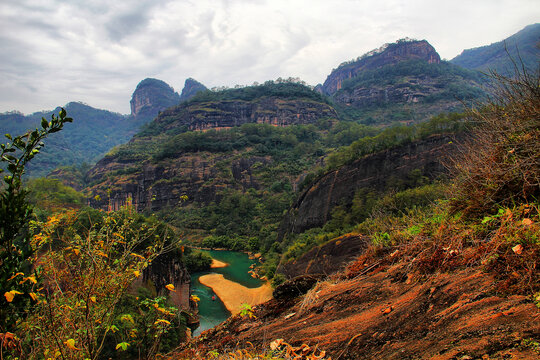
198 273 273 315
210 259 229 268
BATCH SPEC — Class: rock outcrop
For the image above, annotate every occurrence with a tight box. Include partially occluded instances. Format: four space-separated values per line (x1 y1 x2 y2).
141 251 191 309
278 234 369 279
321 39 441 96
86 153 272 212
154 97 337 133
319 39 483 124
179 78 207 102
278 135 460 238
130 78 180 121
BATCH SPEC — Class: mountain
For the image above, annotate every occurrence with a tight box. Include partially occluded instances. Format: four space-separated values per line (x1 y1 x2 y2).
321 39 485 125
0 78 185 177
451 23 540 76
179 78 207 102
84 81 340 252
277 133 460 239
321 39 442 95
130 78 181 124
0 102 132 177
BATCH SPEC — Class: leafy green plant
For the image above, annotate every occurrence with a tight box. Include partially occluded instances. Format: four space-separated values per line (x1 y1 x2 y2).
1 108 72 334
21 209 178 359
239 303 256 319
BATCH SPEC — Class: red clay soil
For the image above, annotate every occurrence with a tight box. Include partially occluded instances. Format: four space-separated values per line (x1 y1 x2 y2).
171 261 540 359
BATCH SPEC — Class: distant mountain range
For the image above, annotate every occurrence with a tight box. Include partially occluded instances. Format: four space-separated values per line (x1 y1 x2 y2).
0 78 207 177
451 23 539 76
1 23 537 178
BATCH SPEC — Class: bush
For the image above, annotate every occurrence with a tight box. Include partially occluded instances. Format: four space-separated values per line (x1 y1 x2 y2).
184 249 213 272
450 66 540 216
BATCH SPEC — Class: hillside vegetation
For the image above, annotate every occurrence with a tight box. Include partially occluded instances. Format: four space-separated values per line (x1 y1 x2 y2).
85 78 469 278
168 63 540 360
451 23 540 76
0 102 134 177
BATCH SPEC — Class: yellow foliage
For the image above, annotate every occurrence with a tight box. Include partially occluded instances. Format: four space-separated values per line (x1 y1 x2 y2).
154 319 171 326
64 339 81 351
4 290 23 302
7 272 24 281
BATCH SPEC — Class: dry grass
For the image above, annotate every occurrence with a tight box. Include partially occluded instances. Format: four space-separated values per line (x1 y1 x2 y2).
449 66 540 217
163 339 331 360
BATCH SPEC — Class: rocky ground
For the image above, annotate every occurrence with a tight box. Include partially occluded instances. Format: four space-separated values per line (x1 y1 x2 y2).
171 258 540 359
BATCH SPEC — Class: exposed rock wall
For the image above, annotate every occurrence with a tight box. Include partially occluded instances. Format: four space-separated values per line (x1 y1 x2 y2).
322 40 440 95
142 251 191 309
278 135 460 238
130 78 181 120
332 79 440 107
155 97 337 133
87 153 271 212
278 234 369 279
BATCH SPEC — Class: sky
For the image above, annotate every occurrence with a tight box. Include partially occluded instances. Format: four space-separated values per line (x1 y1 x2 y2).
1 0 538 115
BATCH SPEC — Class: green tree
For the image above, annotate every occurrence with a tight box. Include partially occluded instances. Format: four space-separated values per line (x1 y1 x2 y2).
1 109 72 333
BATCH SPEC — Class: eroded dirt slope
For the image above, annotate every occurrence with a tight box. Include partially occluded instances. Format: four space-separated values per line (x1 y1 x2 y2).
173 261 539 359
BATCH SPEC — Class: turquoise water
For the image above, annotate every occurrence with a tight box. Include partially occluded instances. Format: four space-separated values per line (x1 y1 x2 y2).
191 250 263 336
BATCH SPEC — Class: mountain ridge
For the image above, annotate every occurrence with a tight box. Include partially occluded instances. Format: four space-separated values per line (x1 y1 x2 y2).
451 23 540 75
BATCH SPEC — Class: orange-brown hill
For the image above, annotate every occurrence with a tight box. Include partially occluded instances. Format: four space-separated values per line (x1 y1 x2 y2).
171 258 539 359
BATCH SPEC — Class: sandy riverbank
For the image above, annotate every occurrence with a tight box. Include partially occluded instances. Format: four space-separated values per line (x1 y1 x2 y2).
198 273 273 315
210 259 228 268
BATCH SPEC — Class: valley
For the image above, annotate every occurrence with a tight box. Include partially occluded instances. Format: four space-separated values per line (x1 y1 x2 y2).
1 23 538 359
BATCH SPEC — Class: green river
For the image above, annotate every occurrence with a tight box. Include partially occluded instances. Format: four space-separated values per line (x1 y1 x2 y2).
190 250 263 336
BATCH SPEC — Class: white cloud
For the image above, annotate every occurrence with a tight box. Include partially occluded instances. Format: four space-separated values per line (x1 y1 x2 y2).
0 0 538 114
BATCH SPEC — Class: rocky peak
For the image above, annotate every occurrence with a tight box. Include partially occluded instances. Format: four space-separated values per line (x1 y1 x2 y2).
322 39 441 95
179 78 207 102
129 78 180 119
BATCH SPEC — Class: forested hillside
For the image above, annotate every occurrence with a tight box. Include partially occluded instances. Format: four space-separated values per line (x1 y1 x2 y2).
321 39 486 125
451 23 540 76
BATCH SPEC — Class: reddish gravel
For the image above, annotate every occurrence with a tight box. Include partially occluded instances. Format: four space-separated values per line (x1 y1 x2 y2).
171 261 540 359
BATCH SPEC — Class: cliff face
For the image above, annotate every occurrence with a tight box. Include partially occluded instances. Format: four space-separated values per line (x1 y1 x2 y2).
141 251 191 309
332 78 443 108
86 153 271 212
278 234 369 279
130 78 181 120
278 135 459 238
179 78 207 102
86 85 337 213
154 97 337 133
320 39 483 125
322 39 441 95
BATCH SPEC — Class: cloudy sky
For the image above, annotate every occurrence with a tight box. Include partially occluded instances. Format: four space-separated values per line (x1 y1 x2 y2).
1 0 538 115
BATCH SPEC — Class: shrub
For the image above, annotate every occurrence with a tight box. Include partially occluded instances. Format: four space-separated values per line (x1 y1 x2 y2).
449 65 540 216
